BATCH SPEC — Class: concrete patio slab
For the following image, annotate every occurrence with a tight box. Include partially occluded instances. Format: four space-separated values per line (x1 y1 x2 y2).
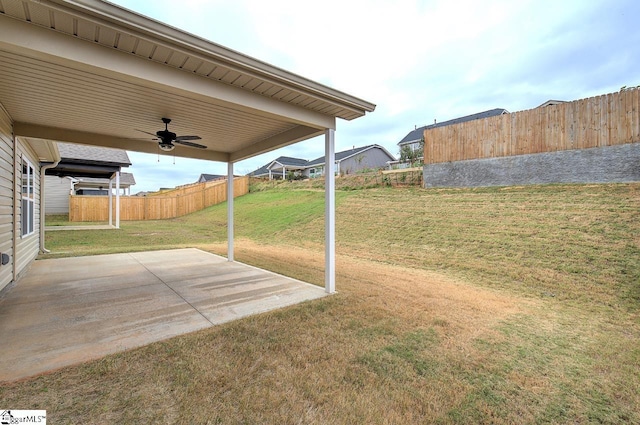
0 248 327 382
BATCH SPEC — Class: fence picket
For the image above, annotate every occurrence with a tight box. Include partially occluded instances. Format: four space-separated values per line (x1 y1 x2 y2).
423 88 639 164
69 176 249 222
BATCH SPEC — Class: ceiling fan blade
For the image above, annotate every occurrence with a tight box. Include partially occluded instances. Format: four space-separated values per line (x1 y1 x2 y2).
174 140 207 149
135 129 159 137
174 135 202 141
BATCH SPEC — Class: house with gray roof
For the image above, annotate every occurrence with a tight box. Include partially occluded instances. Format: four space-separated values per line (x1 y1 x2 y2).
197 174 227 183
537 100 566 108
46 142 131 178
248 145 395 179
248 156 310 179
305 145 395 177
398 108 509 154
44 143 134 214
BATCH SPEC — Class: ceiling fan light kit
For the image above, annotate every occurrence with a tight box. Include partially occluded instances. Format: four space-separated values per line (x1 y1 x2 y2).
158 142 175 152
137 118 207 151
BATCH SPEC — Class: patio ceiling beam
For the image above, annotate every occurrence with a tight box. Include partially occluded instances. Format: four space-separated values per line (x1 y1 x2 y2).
13 123 230 162
230 125 326 162
0 15 336 130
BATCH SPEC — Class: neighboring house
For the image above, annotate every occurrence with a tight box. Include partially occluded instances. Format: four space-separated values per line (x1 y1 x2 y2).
305 145 395 177
537 100 566 108
44 176 76 214
248 145 395 179
197 174 227 183
398 108 510 154
44 143 134 214
46 142 131 178
248 156 309 180
267 156 309 179
73 173 136 196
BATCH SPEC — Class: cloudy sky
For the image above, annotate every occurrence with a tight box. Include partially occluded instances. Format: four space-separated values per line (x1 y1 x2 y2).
109 0 639 193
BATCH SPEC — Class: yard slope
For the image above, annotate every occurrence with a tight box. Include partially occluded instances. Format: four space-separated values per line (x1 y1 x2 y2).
14 183 639 424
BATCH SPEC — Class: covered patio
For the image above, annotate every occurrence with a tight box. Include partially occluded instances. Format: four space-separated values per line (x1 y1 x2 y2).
0 0 374 380
0 248 327 381
0 0 374 292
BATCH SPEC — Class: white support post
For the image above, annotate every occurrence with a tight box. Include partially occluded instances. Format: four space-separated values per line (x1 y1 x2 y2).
108 178 113 226
227 162 234 262
115 171 120 229
282 167 286 180
325 129 336 294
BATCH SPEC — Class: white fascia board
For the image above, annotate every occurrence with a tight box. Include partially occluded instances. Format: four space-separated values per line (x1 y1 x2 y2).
267 161 283 170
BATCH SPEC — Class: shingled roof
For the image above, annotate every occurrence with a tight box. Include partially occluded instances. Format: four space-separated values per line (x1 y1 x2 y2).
57 142 131 166
307 145 393 167
399 108 509 146
198 174 227 182
47 142 131 178
248 156 309 177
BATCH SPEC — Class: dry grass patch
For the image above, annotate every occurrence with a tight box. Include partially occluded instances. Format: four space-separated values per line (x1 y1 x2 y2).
2 243 534 424
3 252 638 423
229 240 525 345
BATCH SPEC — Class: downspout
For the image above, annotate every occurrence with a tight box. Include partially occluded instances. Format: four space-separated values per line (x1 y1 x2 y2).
39 145 62 254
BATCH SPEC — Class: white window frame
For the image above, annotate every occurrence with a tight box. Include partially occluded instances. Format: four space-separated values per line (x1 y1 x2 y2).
21 156 35 237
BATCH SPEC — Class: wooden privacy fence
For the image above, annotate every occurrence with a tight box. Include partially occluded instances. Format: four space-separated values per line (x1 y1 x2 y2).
70 176 249 222
424 88 640 164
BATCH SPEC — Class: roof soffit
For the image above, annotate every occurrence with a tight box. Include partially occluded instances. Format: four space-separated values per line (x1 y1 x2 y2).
21 137 60 163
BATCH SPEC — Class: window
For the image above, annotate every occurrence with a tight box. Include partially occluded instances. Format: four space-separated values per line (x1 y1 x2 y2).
21 158 35 237
309 167 324 178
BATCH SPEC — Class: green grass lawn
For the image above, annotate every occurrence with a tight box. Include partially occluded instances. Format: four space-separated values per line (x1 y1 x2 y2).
5 183 639 424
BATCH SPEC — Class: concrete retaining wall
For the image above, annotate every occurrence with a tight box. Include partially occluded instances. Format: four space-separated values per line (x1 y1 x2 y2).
423 143 640 188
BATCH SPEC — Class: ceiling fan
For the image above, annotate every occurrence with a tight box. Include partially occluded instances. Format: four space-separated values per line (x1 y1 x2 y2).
137 118 206 151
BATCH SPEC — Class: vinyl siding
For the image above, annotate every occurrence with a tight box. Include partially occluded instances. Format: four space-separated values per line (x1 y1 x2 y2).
45 175 72 214
339 147 394 175
0 106 13 291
